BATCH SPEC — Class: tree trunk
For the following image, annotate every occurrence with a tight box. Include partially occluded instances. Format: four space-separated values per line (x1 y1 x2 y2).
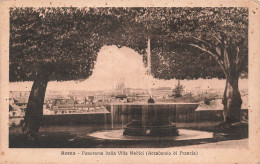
190 36 244 124
222 75 242 123
22 66 51 138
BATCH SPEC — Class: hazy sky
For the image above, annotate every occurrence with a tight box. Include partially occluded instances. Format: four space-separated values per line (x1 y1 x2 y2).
10 46 158 91
9 45 248 92
85 45 152 90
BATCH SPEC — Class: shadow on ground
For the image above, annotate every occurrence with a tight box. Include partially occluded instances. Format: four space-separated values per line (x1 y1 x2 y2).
9 122 248 148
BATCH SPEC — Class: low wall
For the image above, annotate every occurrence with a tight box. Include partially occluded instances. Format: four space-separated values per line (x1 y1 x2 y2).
106 104 248 124
42 113 109 125
105 103 199 124
9 105 248 126
193 109 248 122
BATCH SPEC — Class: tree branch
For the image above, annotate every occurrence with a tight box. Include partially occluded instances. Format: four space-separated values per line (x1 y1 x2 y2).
190 43 227 76
223 48 230 73
192 36 222 59
192 36 212 47
236 38 246 72
235 46 240 64
235 46 244 72
190 43 218 59
214 36 222 44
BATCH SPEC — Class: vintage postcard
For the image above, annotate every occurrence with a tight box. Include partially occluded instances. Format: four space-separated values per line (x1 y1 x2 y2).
0 0 259 163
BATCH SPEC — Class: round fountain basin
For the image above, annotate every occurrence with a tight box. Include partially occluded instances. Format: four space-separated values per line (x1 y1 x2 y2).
108 103 199 136
88 129 213 141
123 120 179 136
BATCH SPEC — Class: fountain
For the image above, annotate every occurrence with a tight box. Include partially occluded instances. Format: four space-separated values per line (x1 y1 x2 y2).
88 38 213 142
123 38 177 136
122 104 179 136
88 103 212 141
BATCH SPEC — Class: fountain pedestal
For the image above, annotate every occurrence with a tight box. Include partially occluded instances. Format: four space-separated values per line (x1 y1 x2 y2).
123 104 179 136
123 120 179 136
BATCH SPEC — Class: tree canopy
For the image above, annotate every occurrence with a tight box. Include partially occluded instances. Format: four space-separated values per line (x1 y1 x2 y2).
141 8 248 79
9 7 248 82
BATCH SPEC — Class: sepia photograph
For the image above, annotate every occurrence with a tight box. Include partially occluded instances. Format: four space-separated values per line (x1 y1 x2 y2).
1 0 260 163
8 6 249 148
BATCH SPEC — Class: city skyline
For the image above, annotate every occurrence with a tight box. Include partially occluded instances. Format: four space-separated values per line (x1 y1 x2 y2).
9 45 248 92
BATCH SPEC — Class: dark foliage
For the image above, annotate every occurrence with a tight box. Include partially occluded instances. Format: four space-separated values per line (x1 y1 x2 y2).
10 7 248 82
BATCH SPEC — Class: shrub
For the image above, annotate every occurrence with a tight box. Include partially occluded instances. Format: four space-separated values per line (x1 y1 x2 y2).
172 80 184 98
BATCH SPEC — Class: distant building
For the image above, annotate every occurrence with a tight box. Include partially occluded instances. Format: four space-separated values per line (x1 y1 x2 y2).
135 94 150 102
114 78 126 95
9 98 24 117
51 104 108 114
9 97 28 112
152 87 172 97
114 94 128 103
